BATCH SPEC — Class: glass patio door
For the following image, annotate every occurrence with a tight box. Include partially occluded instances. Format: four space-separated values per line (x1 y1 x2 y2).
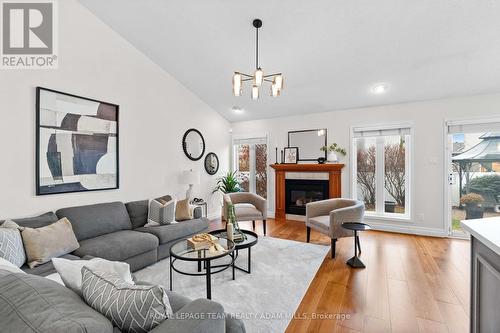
233 136 268 199
446 120 500 237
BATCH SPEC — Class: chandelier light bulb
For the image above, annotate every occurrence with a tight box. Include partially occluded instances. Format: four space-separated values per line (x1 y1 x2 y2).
252 85 259 100
274 75 283 91
254 68 264 86
271 83 280 97
232 73 242 96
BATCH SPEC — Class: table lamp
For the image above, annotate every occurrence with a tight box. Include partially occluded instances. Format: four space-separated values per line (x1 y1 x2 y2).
180 169 200 201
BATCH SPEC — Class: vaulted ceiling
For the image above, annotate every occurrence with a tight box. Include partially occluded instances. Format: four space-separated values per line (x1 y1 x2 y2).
79 0 500 122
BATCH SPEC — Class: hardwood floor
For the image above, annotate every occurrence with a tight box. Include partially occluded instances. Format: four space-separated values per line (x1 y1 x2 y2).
209 218 470 333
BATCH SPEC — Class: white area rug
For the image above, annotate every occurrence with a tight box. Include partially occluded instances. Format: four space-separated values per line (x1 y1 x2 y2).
135 236 329 333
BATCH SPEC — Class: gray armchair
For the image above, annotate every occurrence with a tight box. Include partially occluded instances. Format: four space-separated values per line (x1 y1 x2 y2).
223 192 267 235
305 198 364 258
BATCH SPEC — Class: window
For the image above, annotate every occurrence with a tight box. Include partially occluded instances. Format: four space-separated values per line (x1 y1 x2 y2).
233 136 268 199
352 124 412 219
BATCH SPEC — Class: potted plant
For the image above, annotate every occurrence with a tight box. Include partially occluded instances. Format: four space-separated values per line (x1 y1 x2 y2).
212 171 241 194
213 171 241 220
320 143 347 162
460 193 485 220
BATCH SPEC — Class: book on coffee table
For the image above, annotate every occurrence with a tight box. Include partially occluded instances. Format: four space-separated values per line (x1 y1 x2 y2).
187 234 218 250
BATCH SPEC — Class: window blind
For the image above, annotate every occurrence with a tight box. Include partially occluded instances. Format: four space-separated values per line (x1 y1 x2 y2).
353 125 411 138
232 136 267 145
447 121 500 134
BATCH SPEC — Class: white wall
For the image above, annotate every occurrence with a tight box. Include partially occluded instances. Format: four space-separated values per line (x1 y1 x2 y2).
231 93 500 236
0 0 230 219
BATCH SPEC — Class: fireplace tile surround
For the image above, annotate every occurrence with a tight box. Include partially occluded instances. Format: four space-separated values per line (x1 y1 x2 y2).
270 164 344 220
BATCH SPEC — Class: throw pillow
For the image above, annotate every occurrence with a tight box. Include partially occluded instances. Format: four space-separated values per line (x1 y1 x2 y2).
0 257 26 274
81 267 172 333
175 198 192 221
148 195 175 225
0 222 26 267
1 219 25 230
52 257 134 296
22 217 79 268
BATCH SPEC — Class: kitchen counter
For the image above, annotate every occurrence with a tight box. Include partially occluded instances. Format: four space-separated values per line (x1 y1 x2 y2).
461 216 500 333
461 217 500 256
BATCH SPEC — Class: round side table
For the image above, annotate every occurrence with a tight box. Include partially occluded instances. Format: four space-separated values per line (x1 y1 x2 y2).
341 222 372 268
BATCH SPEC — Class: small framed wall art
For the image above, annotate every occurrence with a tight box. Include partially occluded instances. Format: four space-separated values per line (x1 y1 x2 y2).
283 147 299 164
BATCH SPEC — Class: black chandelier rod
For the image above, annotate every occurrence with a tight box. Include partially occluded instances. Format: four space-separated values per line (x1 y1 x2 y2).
255 23 259 69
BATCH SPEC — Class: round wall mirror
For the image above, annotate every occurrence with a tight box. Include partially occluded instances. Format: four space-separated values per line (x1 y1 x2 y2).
204 152 219 175
182 129 205 161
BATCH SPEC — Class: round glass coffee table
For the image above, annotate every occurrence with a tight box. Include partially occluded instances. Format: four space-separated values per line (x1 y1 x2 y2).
209 229 258 275
169 237 234 299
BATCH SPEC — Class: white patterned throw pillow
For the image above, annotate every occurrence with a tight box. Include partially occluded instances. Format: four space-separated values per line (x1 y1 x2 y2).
81 267 172 333
0 220 26 267
147 195 175 225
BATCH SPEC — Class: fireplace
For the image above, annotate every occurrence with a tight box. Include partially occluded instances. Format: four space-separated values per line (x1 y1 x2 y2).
285 179 329 216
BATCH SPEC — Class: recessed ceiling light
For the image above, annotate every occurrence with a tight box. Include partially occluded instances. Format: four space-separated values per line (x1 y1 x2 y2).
232 106 244 114
371 83 390 95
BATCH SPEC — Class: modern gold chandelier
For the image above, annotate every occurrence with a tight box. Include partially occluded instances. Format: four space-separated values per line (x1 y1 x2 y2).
232 19 283 100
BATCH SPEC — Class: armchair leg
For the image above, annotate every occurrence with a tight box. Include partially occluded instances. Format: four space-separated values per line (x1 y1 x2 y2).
263 220 267 236
356 235 361 255
331 238 337 258
306 226 311 243
252 220 255 230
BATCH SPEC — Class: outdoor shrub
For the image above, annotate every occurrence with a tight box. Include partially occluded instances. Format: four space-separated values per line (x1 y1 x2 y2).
466 174 500 196
460 193 484 206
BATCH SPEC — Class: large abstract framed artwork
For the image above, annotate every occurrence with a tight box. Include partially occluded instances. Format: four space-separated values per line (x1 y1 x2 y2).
36 87 119 195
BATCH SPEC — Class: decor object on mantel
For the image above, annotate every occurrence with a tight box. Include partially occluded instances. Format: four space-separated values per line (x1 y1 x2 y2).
182 128 205 161
320 143 347 162
36 87 119 195
271 163 344 219
283 147 299 164
180 169 200 201
232 19 283 99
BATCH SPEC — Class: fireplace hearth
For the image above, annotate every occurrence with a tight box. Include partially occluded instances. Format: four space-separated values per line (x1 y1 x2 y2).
285 179 329 215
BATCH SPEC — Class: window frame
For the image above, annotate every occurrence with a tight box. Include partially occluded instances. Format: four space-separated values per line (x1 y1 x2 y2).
350 122 414 222
231 134 269 199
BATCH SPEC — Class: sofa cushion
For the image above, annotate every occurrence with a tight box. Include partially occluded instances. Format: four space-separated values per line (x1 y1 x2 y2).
135 218 209 244
0 269 113 333
308 215 330 232
1 212 59 229
73 230 159 261
56 202 133 241
235 203 263 221
21 253 81 276
125 199 149 229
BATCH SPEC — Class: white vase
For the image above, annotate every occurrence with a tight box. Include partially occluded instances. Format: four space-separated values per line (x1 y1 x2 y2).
327 151 338 162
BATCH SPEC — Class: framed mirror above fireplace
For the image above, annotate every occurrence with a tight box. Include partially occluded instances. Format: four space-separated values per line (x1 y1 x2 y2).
288 129 327 162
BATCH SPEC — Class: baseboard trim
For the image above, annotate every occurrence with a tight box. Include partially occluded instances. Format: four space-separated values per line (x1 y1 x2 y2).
366 221 447 237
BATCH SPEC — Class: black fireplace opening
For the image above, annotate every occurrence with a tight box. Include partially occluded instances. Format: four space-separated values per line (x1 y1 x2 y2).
285 179 329 216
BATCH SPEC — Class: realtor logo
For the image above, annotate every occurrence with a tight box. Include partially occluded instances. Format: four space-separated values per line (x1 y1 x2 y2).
1 0 58 68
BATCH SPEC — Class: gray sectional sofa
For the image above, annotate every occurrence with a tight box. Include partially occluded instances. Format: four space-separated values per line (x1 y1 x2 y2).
0 199 246 333
11 200 208 275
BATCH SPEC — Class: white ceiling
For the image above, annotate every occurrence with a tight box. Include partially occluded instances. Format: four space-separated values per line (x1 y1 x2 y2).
79 0 500 122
